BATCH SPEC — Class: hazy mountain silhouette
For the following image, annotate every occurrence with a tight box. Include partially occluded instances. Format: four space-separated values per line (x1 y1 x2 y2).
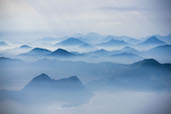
23 73 85 92
138 36 166 47
143 45 171 63
0 73 92 105
79 43 94 48
0 57 19 63
99 39 129 47
112 46 140 55
89 49 111 56
111 52 143 60
88 58 171 91
51 48 75 57
131 59 161 67
56 37 88 46
147 45 171 53
104 35 141 44
19 45 31 49
124 37 141 44
19 48 51 56
22 73 92 104
110 52 143 63
0 57 22 67
87 46 140 57
121 46 139 52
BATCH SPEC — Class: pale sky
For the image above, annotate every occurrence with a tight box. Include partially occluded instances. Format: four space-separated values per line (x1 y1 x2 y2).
0 0 171 39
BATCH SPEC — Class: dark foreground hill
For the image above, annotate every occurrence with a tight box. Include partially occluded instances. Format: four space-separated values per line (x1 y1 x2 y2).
0 73 92 105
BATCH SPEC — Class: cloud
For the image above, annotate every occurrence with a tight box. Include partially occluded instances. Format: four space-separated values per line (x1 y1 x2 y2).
1 91 170 114
0 0 170 39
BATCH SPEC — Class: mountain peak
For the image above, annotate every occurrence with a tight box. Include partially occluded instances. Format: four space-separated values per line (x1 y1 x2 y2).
20 47 51 56
100 39 129 46
19 47 52 56
67 37 78 41
146 36 161 41
122 46 134 50
98 49 107 52
31 48 51 53
56 37 87 46
90 49 110 55
141 36 166 44
120 46 139 53
67 76 80 81
122 46 136 51
33 73 51 81
32 47 47 51
51 48 74 56
57 76 83 86
58 76 80 81
22 74 85 93
54 48 68 52
19 45 31 48
94 49 109 53
133 59 160 66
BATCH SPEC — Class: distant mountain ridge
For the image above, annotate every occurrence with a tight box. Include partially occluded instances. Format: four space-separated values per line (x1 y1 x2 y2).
138 36 166 47
111 52 143 60
99 39 129 47
0 57 19 62
104 35 141 44
87 58 171 91
56 37 88 46
112 46 140 55
148 45 171 52
143 45 171 63
19 47 52 56
88 49 111 56
19 48 75 57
